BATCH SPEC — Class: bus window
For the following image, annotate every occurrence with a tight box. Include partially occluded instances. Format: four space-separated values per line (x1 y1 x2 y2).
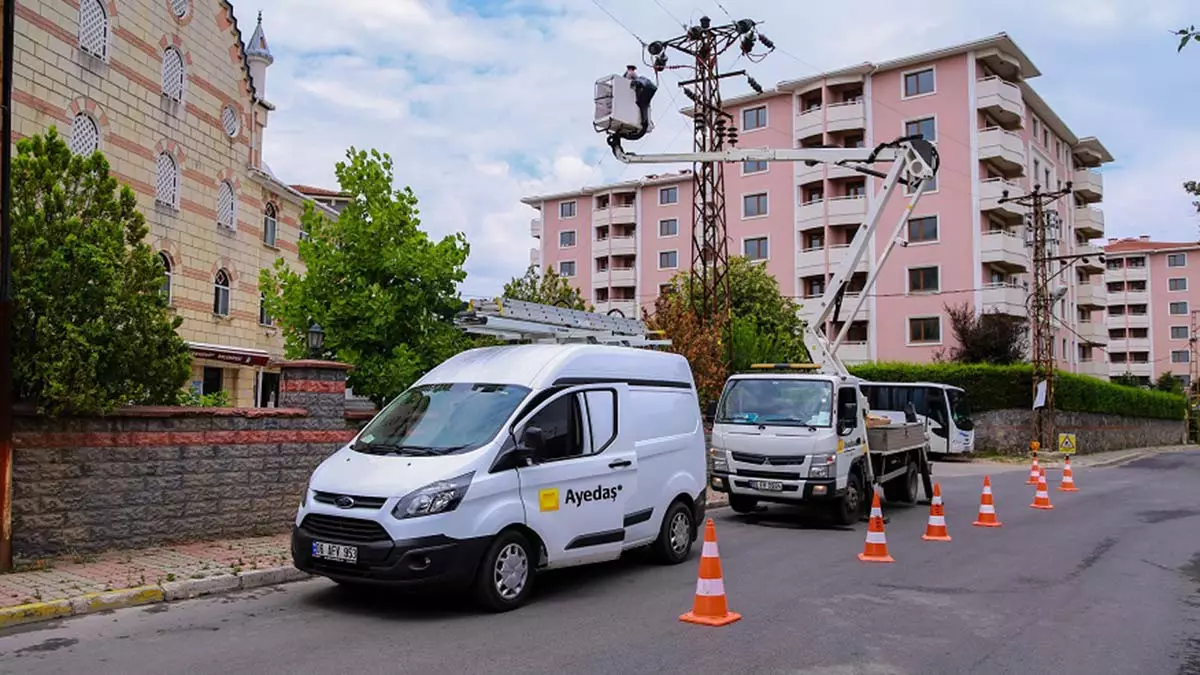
947 389 974 430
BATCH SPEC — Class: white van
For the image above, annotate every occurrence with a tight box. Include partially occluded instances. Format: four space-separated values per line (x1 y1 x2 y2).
291 343 708 611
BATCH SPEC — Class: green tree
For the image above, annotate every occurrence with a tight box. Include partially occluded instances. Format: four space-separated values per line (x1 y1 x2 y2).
502 265 591 310
260 147 471 406
11 128 192 415
1154 371 1185 395
938 302 1029 365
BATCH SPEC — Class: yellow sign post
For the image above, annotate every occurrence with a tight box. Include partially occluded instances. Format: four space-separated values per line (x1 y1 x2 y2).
1057 433 1077 454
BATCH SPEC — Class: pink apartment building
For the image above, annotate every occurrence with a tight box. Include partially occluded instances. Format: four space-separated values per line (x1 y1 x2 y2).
1104 237 1200 388
522 33 1113 372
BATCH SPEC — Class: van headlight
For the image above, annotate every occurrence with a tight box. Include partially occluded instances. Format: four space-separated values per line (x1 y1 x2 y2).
708 447 729 473
808 454 835 479
392 472 475 519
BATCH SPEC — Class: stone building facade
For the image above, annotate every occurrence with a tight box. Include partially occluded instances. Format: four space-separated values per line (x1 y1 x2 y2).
10 0 331 406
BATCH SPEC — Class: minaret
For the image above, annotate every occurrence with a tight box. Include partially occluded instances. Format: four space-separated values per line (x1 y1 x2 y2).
245 11 274 100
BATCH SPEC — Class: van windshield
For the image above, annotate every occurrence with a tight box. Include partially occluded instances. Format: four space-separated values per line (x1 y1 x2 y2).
716 378 834 427
354 383 531 456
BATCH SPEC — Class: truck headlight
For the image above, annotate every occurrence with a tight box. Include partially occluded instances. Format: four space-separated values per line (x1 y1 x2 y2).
808 454 835 479
708 447 729 473
392 472 474 519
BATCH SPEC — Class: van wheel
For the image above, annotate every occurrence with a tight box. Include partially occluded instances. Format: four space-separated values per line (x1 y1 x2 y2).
472 530 534 612
729 495 758 514
651 500 695 565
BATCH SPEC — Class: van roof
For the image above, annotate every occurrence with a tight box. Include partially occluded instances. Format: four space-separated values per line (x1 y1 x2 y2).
415 344 697 391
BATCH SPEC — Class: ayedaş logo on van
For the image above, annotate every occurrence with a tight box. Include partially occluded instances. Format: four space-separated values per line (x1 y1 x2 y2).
565 484 623 507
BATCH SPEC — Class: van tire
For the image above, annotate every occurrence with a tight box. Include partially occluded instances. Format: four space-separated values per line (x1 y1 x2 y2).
472 529 535 612
728 495 758 514
831 470 864 527
651 500 695 565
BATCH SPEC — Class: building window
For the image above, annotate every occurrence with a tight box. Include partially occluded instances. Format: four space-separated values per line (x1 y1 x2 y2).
905 117 936 142
171 0 190 19
1171 326 1189 340
213 269 231 316
202 366 224 396
659 186 678 205
69 113 100 156
742 106 767 131
559 200 577 218
78 0 109 59
1169 277 1188 292
299 220 310 241
907 215 938 243
659 283 673 297
908 266 940 293
659 218 678 237
155 152 179 208
743 160 768 174
217 180 236 230
259 292 273 326
908 317 941 343
1106 258 1123 270
743 192 768 218
559 230 577 248
743 237 768 261
903 68 934 97
1168 253 1187 268
161 47 186 101
159 252 173 302
558 260 576 277
221 105 240 137
1170 301 1189 315
263 203 278 246
1172 350 1191 364
659 250 678 269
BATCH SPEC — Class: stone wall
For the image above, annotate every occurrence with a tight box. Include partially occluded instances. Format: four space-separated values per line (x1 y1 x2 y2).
973 409 1187 455
11 361 375 560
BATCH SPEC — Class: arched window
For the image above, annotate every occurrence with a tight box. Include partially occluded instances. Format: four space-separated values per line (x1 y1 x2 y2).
69 113 100 156
217 181 236 230
170 0 190 19
213 269 231 316
155 152 178 208
159 252 173 302
161 47 185 101
78 0 109 59
263 202 277 246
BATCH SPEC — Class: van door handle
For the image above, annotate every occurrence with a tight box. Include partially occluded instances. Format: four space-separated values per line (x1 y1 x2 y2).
608 459 632 469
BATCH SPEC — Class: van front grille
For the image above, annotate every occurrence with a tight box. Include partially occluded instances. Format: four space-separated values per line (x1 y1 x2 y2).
300 514 391 543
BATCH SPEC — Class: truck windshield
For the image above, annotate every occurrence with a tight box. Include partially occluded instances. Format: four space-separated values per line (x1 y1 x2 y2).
715 378 834 427
947 388 973 427
354 383 531 456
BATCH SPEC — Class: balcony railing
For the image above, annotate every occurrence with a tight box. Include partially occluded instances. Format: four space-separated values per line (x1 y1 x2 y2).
530 217 542 239
978 127 1026 176
795 105 824 139
1073 168 1103 204
980 230 1029 271
825 99 865 132
979 177 1024 220
1074 206 1105 238
979 282 1027 316
975 76 1024 129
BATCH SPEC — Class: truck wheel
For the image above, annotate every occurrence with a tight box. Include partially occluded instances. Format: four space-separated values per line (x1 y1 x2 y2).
728 495 758 514
472 530 535 612
651 500 695 565
832 470 864 527
884 460 920 505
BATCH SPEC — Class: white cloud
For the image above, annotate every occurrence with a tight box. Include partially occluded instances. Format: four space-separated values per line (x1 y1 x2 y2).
243 0 1200 295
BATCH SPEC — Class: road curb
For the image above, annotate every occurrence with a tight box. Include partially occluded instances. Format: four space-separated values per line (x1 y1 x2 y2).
0 566 311 630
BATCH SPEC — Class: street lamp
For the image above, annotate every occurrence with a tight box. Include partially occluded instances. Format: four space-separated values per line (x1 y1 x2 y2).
307 322 324 359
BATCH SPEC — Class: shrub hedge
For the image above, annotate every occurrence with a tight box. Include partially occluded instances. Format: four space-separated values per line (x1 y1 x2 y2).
847 362 1187 421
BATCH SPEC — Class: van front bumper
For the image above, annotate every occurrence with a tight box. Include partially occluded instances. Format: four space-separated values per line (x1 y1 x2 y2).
709 472 842 502
292 525 490 589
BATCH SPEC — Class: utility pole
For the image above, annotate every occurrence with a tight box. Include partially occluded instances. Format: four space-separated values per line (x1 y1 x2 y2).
641 17 773 361
1189 310 1199 441
1000 181 1073 453
0 0 15 572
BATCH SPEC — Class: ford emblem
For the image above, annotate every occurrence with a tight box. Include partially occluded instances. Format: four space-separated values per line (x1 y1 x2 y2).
334 495 355 509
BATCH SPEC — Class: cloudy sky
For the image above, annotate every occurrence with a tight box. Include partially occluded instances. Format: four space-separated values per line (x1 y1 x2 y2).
243 0 1199 296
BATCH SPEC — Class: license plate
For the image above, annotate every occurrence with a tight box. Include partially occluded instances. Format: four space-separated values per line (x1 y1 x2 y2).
749 479 784 492
312 541 358 564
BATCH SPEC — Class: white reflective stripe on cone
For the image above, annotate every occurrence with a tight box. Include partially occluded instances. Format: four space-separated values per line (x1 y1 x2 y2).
695 577 725 597
931 497 942 505
1036 490 1048 498
983 487 993 494
928 515 946 526
979 504 995 514
870 508 883 518
702 541 719 558
865 530 888 544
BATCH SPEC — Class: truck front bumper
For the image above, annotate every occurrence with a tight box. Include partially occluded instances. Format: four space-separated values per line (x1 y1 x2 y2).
710 472 843 502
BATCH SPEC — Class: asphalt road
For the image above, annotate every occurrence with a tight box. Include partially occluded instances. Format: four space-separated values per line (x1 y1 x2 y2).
3 450 1199 675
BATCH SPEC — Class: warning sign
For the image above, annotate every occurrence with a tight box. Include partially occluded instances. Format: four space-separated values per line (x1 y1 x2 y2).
1057 433 1077 454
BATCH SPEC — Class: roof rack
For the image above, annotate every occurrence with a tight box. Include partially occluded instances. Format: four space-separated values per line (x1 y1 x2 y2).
454 297 671 347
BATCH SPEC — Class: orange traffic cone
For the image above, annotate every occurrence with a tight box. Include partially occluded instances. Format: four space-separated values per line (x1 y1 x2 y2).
858 492 894 562
679 518 741 626
921 482 952 541
1030 465 1054 510
972 475 1003 527
1058 455 1079 492
1026 454 1041 485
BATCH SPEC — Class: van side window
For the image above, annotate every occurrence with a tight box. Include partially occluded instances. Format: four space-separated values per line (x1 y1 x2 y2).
527 394 586 461
837 387 858 432
583 390 617 453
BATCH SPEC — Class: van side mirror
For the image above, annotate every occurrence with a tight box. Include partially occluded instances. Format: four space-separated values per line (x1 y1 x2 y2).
704 401 717 421
518 426 546 455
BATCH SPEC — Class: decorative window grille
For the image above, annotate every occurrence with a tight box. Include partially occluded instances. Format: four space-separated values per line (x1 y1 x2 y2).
217 181 236 229
162 48 185 101
155 153 178 207
78 0 109 59
69 114 100 155
263 203 277 246
221 106 240 137
170 0 190 18
159 252 173 301
213 270 231 316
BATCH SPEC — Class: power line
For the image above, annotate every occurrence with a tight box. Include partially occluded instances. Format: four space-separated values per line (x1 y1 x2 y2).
588 0 646 45
650 0 687 30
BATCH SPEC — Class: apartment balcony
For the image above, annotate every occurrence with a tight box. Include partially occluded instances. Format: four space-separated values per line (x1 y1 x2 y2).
796 246 829 279
1073 168 1103 204
609 267 636 285
838 341 871 365
593 205 636 227
796 199 825 228
1110 336 1150 352
801 294 873 324
1075 243 1105 272
606 235 636 256
827 163 865 181
529 247 540 266
980 230 1029 272
980 283 1028 317
825 100 865 133
975 77 1025 130
530 217 542 239
1105 265 1148 285
1077 321 1107 345
827 195 867 226
796 161 824 185
978 127 1026 177
595 300 638 319
1078 359 1108 378
795 106 824 139
979 178 1024 221
826 243 871 273
1074 206 1105 239
1075 283 1104 308
1112 361 1153 378
1109 313 1150 329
